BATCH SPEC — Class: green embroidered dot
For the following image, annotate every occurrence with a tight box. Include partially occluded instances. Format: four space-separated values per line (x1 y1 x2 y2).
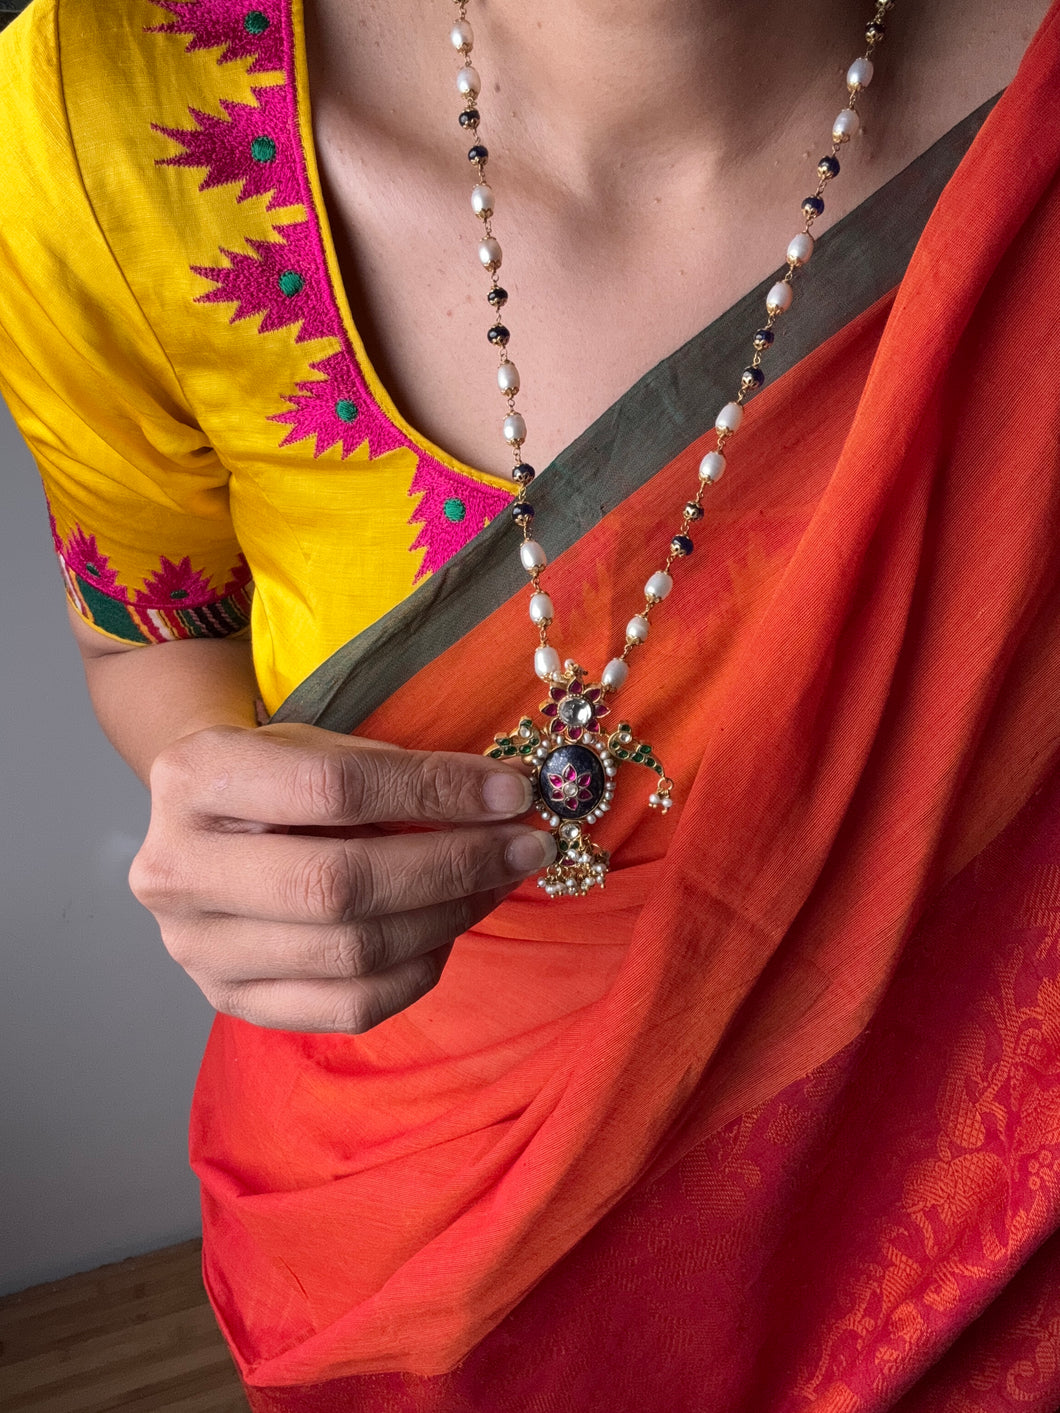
244 10 270 35
169 589 190 601
278 270 305 297
335 399 358 423
443 498 467 523
251 136 277 164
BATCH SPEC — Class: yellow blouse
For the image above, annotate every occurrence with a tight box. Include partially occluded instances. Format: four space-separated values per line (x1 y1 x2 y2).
0 0 514 714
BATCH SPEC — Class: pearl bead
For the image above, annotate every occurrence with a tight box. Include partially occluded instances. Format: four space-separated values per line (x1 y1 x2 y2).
699 451 726 483
535 646 560 681
833 108 860 144
601 658 629 690
470 183 494 217
450 20 473 50
497 361 520 394
456 66 480 96
767 281 793 315
504 412 527 445
529 592 554 624
520 540 547 571
645 571 673 601
478 238 502 270
715 402 743 434
626 615 649 644
847 57 874 89
787 232 814 266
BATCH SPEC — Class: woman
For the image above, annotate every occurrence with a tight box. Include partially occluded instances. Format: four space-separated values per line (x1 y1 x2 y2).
2 0 1059 1407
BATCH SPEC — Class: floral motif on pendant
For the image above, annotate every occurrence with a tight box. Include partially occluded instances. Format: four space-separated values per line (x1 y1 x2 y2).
539 677 610 741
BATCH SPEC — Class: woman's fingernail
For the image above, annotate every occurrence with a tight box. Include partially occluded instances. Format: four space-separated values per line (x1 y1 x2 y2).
483 770 533 816
506 829 557 875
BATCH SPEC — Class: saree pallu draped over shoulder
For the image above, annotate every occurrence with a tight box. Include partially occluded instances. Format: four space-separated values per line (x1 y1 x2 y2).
199 9 1060 1409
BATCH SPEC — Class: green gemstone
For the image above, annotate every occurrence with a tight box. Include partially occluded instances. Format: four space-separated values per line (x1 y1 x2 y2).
244 10 270 35
278 270 304 297
251 135 277 163
443 497 467 523
334 399 358 423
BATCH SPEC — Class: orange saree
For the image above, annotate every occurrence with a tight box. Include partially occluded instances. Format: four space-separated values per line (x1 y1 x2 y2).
196 6 1060 1408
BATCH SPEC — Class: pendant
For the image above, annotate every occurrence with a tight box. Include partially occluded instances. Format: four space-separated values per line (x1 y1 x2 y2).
485 662 673 898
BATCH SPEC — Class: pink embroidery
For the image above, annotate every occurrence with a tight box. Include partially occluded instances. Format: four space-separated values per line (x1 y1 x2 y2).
153 85 301 212
271 350 408 461
145 0 285 76
60 524 128 599
148 0 513 580
407 461 512 582
191 220 342 345
136 555 222 606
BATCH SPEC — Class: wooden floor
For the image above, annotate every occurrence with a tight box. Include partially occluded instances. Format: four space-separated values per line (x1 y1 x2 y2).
0 1240 248 1412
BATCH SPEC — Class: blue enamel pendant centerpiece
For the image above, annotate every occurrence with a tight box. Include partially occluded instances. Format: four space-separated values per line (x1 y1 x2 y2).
484 663 675 899
538 743 607 820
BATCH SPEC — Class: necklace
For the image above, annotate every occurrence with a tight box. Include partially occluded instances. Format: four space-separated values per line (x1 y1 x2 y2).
451 0 894 898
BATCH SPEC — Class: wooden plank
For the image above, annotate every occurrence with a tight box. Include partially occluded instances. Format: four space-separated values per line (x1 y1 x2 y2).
0 1241 247 1412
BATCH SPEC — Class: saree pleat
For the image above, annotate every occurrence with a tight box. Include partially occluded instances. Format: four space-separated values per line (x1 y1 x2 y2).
191 2 1060 1403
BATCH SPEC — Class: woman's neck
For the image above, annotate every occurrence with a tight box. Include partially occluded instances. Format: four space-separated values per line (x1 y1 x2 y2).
459 0 859 191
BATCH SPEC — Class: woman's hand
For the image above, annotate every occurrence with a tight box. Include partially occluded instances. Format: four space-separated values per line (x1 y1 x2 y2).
129 722 554 1034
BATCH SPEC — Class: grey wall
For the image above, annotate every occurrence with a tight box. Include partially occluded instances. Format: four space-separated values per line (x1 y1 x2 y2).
0 400 213 1295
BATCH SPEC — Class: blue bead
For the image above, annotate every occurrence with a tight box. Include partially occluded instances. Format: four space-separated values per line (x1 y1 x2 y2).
671 534 694 557
512 501 534 522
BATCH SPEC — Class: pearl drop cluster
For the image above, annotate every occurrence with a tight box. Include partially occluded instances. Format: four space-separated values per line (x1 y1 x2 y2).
450 0 894 693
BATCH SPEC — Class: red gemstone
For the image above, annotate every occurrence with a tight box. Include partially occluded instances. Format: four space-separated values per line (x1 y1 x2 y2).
550 686 566 701
541 703 558 717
